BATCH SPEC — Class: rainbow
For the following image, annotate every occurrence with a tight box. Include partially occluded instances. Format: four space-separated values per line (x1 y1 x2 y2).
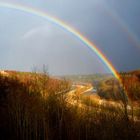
0 2 120 80
102 4 140 49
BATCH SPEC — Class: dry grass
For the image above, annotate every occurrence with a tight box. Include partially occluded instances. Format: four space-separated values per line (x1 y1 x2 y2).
0 72 140 140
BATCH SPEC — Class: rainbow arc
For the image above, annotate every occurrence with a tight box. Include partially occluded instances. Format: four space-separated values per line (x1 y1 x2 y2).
0 2 120 80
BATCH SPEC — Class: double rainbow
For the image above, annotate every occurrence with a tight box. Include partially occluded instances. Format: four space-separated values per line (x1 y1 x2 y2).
0 2 120 80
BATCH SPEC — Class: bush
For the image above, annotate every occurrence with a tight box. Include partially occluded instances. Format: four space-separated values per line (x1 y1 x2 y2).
0 73 140 140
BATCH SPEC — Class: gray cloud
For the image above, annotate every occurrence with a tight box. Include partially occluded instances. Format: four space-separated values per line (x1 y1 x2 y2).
1 23 108 75
0 0 139 74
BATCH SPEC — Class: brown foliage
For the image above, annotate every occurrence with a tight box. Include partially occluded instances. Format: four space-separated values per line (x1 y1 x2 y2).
0 72 140 140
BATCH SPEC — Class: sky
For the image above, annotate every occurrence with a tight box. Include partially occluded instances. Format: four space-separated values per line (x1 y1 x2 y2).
0 0 140 75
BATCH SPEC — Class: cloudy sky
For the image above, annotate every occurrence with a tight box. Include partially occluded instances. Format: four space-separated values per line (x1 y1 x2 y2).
0 0 140 75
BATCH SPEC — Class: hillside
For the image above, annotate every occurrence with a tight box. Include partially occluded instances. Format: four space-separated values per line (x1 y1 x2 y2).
0 70 140 140
120 70 140 101
61 73 114 84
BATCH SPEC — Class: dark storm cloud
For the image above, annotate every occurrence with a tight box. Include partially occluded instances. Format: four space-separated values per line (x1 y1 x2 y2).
0 0 139 74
